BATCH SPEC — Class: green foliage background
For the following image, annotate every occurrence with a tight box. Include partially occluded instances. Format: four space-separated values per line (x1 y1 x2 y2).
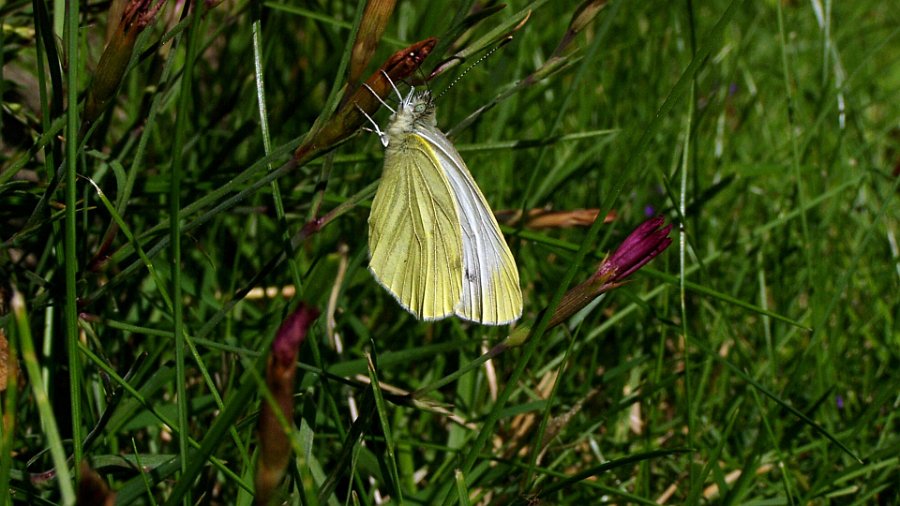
1 0 898 503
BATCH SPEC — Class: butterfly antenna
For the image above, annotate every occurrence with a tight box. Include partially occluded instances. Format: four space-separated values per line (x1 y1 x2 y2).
436 36 512 101
362 83 396 113
380 70 405 103
355 104 389 146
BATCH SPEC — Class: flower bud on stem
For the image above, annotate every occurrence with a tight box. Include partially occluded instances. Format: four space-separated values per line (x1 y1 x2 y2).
255 304 319 505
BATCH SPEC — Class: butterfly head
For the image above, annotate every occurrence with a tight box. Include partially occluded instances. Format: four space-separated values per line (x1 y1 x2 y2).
403 90 436 121
388 90 437 137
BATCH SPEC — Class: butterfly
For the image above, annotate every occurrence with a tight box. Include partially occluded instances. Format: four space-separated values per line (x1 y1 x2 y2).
364 86 522 325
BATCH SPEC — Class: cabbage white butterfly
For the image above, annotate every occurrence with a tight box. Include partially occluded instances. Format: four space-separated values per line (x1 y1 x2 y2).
364 84 522 325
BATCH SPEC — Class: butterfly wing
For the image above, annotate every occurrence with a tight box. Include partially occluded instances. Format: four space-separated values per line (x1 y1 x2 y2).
418 126 523 325
368 133 464 320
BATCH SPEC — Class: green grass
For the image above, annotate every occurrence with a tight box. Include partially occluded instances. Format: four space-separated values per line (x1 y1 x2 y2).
2 0 899 504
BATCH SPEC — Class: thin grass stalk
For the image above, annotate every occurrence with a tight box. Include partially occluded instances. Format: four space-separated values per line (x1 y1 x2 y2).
679 60 697 497
12 290 75 503
680 0 699 493
168 2 204 500
36 0 64 169
249 1 305 302
365 352 403 502
524 449 690 503
32 8 52 176
244 12 323 485
775 0 814 320
758 251 776 378
64 0 84 486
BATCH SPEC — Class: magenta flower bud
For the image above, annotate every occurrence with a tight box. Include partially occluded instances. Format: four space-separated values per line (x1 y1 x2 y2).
547 216 672 328
595 215 672 285
271 304 319 367
256 304 319 503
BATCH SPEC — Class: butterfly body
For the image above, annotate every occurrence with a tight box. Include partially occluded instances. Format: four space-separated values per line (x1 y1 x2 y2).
368 91 523 325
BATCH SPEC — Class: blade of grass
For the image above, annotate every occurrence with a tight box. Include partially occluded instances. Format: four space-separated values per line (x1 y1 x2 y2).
678 0 699 491
11 289 75 503
365 352 403 503
454 469 470 506
168 2 204 500
64 0 84 482
528 448 691 502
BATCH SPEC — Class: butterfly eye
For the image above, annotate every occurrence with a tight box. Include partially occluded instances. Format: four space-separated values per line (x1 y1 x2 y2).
414 103 426 114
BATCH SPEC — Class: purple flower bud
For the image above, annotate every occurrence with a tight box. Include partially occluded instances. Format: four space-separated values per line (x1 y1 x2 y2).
272 304 319 367
596 216 672 284
547 216 672 328
256 303 319 503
